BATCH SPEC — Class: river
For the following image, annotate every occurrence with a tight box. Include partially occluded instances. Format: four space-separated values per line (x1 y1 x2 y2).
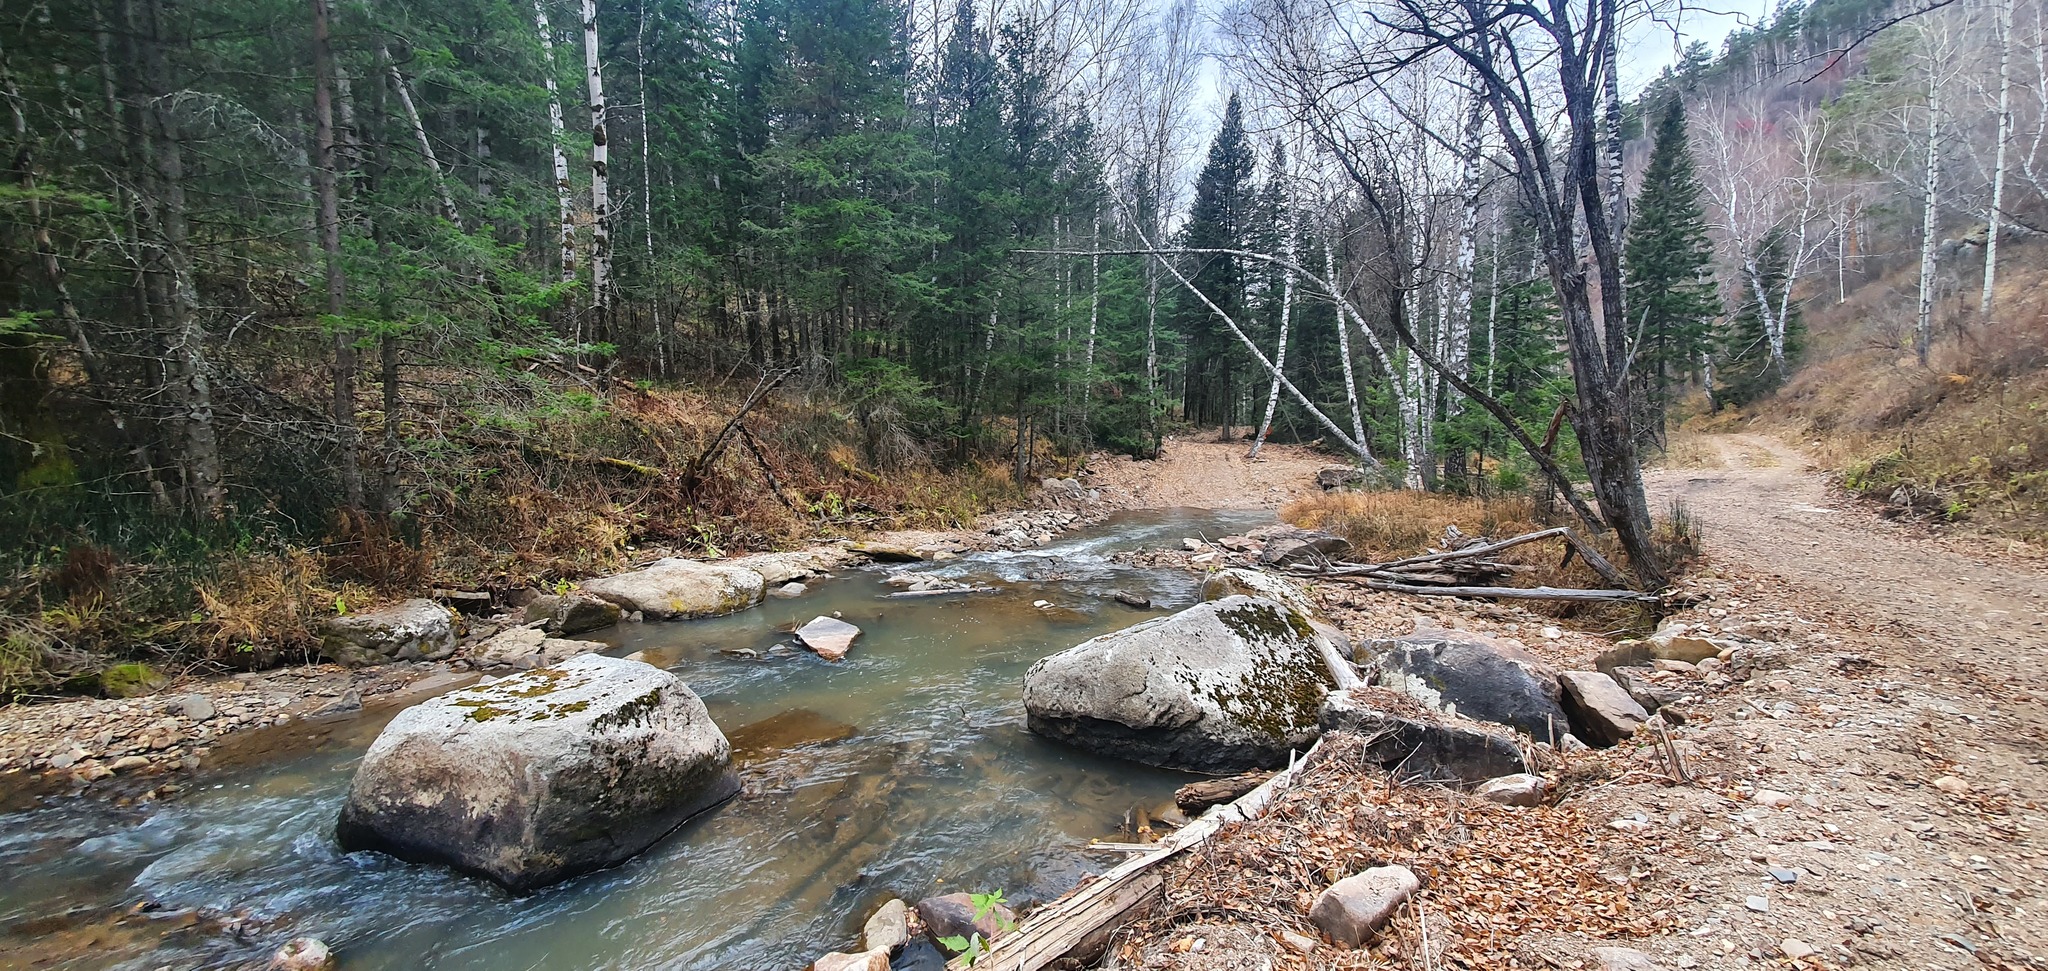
0 508 1275 970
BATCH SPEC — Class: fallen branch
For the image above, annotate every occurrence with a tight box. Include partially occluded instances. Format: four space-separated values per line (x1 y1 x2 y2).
1341 578 1660 603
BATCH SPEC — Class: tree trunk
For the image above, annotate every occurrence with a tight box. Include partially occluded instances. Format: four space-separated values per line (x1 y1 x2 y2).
1249 202 1295 460
313 0 364 508
1916 63 1942 367
1322 225 1373 469
1981 0 2013 318
534 0 575 286
583 0 613 332
381 46 461 225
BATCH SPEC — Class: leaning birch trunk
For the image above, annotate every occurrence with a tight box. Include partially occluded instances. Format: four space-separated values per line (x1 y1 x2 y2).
1250 190 1295 459
534 0 575 285
1982 0 2014 318
381 47 461 225
582 0 612 328
1322 223 1373 467
1915 65 1942 367
313 0 363 507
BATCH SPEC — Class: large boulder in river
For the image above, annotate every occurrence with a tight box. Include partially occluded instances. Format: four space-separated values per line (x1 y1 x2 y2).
335 653 738 893
1361 628 1570 742
320 598 460 667
581 558 766 620
1200 567 1320 619
1023 596 1334 772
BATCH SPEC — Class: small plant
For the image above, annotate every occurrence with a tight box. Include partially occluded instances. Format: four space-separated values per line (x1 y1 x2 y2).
334 595 350 616
937 890 1015 966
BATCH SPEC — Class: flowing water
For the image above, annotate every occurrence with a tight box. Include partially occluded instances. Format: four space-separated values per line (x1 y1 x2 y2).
0 508 1275 971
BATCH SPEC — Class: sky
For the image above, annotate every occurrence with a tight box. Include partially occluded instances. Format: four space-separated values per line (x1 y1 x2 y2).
1620 0 1780 90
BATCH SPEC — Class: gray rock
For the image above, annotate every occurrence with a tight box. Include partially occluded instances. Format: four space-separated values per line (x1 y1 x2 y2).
267 937 335 971
471 625 606 671
1317 466 1367 491
1259 531 1352 567
1310 865 1418 947
1362 629 1570 741
1646 625 1724 663
547 593 621 636
916 893 1016 953
336 654 738 893
862 898 909 952
1557 671 1649 746
728 550 835 586
811 950 890 971
1320 690 1526 785
848 542 923 563
1024 597 1333 772
522 594 562 624
1199 567 1319 618
321 599 459 667
1475 773 1549 807
771 582 808 598
1110 590 1151 609
581 558 767 620
174 694 215 721
1589 946 1662 971
1610 666 1684 713
795 616 861 661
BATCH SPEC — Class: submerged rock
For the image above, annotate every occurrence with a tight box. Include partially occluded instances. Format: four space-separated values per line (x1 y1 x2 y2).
1023 596 1333 772
1362 627 1569 741
320 599 459 667
581 558 766 620
795 616 862 661
335 653 738 893
267 938 335 971
810 949 890 971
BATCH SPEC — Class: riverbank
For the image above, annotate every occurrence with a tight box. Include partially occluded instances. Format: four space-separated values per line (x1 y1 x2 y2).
0 439 1337 805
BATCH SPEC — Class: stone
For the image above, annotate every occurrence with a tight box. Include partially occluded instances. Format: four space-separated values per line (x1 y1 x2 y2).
99 662 166 698
1258 531 1352 568
729 550 836 586
1589 946 1662 971
1651 658 1696 674
174 694 216 721
1934 775 1970 795
1182 537 1206 551
1199 567 1319 618
471 625 606 671
320 599 460 667
335 654 739 893
522 594 563 623
1557 671 1649 746
1320 690 1526 785
1768 867 1800 884
862 898 910 952
268 937 336 971
1751 789 1795 809
771 582 808 598
1111 590 1152 609
109 755 151 772
1646 624 1724 663
317 689 364 714
849 542 924 563
1316 465 1367 491
811 949 890 971
795 616 862 661
1780 938 1815 960
581 558 767 620
547 593 622 636
1278 929 1320 954
1362 628 1570 741
1309 865 1419 947
1476 773 1549 807
1745 895 1768 913
1609 667 1683 713
1023 597 1334 772
916 893 1016 952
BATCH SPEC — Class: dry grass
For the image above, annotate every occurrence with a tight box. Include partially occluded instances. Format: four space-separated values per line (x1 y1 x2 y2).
1281 492 1545 563
188 551 375 670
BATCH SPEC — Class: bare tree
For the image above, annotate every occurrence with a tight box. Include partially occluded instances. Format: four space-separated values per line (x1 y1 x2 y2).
535 0 575 285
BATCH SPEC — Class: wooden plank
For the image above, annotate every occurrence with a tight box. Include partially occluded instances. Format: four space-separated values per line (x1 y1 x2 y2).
951 740 1326 971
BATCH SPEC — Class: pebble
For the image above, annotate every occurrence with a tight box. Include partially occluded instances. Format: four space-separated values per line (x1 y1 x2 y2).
1768 868 1799 884
1745 895 1769 913
1752 789 1795 809
1934 776 1970 795
109 755 151 772
1780 938 1815 960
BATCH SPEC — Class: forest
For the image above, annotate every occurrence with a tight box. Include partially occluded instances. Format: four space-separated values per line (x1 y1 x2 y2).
4 0 2045 684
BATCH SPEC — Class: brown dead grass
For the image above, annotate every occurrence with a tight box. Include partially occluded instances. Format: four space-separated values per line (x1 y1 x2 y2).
1280 492 1545 563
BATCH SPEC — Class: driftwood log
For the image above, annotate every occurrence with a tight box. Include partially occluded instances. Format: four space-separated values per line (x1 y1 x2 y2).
1283 525 1643 599
1172 772 1271 815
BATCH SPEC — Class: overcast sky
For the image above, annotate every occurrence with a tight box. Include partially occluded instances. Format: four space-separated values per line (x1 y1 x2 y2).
1620 0 1779 89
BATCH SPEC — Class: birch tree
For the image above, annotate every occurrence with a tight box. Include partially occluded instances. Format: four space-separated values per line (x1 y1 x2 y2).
536 0 576 285
583 0 614 329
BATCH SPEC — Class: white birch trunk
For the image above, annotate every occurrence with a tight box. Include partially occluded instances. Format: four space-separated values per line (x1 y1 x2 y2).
1323 228 1371 467
1250 205 1295 460
1448 89 1484 420
1085 214 1099 422
381 48 461 226
582 0 613 323
1916 66 1943 367
535 0 575 284
1982 0 2014 317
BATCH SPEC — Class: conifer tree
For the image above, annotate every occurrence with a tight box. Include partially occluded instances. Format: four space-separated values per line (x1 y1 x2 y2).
1175 95 1258 429
1623 98 1720 442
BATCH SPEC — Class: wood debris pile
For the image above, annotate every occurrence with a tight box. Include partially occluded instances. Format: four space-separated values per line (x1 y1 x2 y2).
1282 527 1662 605
1113 735 1679 970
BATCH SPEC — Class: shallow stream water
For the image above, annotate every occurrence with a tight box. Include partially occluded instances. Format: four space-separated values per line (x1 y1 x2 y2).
0 508 1274 971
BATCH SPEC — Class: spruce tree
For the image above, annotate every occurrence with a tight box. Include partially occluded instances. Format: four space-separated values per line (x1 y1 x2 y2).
1175 95 1258 429
1623 98 1720 442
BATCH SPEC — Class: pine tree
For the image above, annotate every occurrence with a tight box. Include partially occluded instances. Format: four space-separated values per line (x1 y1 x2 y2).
1175 95 1258 429
1623 98 1720 442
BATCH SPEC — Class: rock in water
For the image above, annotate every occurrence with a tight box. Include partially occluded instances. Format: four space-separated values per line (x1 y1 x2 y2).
1023 596 1333 772
335 653 738 893
1310 865 1419 947
862 898 910 952
1362 628 1570 741
320 599 459 667
1199 567 1319 618
469 625 606 671
811 950 890 971
1557 670 1649 746
916 893 1016 953
547 593 622 636
581 559 766 620
268 938 335 971
795 616 862 661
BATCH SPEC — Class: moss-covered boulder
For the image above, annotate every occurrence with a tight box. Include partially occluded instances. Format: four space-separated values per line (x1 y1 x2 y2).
335 653 738 893
1022 596 1334 772
580 558 766 620
1199 567 1320 619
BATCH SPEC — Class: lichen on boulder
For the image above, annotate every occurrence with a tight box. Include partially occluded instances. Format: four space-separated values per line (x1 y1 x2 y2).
1022 595 1333 772
335 653 738 893
319 598 460 667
